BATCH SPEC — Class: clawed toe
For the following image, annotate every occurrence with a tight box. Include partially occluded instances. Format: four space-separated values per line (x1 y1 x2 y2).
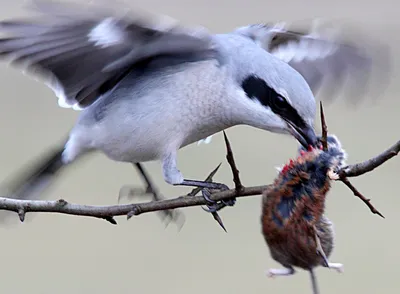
118 185 149 202
222 198 236 207
200 188 236 213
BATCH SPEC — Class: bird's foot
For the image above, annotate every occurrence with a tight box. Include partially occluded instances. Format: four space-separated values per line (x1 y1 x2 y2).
179 179 236 212
267 267 295 278
324 262 344 273
177 179 236 232
118 185 151 202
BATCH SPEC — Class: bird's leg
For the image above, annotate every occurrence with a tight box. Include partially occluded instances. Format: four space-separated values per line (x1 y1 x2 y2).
119 163 181 225
267 266 295 278
313 225 330 268
134 163 182 223
118 164 160 200
314 226 344 273
133 163 164 201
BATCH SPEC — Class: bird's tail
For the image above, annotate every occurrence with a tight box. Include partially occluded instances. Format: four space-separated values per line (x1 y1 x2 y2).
0 144 67 203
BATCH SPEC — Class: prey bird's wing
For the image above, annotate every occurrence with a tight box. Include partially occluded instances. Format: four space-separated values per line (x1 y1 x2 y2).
236 21 392 105
0 0 217 110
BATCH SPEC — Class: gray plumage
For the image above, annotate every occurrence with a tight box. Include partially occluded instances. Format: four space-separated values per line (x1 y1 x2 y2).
0 0 391 216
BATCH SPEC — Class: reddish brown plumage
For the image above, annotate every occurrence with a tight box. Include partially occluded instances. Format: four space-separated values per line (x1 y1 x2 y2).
261 146 336 270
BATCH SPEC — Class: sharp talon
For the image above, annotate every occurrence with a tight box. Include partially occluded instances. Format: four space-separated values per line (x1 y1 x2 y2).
201 205 218 213
222 198 236 207
201 188 216 204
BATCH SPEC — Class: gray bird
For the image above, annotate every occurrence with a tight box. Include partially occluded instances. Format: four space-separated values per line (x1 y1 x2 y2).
0 0 390 223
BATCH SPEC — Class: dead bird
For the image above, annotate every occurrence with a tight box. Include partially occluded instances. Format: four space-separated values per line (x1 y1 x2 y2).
261 135 347 294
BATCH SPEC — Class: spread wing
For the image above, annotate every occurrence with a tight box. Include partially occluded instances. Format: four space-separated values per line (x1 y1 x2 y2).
236 21 392 105
0 0 217 110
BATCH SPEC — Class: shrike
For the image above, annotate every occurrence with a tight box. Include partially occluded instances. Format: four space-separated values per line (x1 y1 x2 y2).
0 0 391 222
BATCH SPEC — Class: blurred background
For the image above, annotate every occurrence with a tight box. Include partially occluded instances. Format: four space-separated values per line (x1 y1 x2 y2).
0 0 398 293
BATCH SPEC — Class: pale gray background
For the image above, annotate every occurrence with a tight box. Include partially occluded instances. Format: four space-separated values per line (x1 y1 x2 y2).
0 0 398 293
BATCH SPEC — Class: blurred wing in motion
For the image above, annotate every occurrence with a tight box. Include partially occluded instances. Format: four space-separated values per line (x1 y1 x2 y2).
0 0 217 110
236 20 392 106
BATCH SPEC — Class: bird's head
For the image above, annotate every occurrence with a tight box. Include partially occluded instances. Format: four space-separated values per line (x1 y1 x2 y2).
238 71 318 149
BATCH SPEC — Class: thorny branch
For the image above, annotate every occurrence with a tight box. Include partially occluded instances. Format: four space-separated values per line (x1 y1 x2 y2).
319 101 388 218
0 107 398 227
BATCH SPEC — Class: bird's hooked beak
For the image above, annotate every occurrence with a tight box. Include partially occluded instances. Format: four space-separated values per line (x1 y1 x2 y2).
285 121 318 149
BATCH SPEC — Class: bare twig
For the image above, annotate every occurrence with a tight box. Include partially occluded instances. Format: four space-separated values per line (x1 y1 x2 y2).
340 140 400 177
339 177 384 218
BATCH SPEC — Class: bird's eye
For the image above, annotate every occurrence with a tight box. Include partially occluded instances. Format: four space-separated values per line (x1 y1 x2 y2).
274 95 288 109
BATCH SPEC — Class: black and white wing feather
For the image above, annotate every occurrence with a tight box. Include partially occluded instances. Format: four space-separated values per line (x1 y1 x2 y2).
0 0 217 110
236 21 392 105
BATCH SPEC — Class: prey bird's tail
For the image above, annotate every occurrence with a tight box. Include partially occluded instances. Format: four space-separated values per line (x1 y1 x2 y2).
0 144 67 203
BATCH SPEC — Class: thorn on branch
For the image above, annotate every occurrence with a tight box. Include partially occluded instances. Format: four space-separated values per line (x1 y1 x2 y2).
18 208 25 222
104 216 118 225
223 131 244 193
212 212 227 232
187 163 222 197
319 102 328 151
56 199 68 207
127 207 140 220
193 162 228 232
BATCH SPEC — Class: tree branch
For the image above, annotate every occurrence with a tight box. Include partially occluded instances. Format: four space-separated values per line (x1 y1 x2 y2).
0 185 267 223
340 139 400 177
0 108 397 224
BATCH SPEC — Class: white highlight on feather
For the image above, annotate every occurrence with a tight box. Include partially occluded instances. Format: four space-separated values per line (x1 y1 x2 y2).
72 103 84 111
19 61 83 111
197 135 213 145
88 17 125 48
44 78 83 111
